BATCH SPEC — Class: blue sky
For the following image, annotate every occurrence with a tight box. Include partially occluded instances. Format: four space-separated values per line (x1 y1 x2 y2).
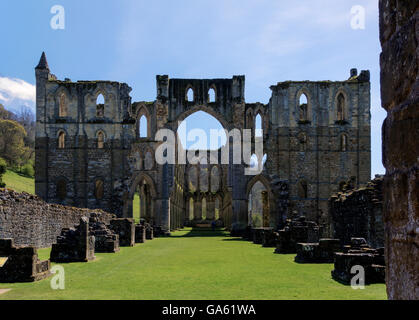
0 0 385 176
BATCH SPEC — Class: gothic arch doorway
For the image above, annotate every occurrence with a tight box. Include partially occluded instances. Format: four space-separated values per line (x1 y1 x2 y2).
126 173 157 224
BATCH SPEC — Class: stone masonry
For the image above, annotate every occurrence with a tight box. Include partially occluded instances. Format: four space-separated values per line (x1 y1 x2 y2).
379 0 419 300
50 217 95 263
331 238 385 285
0 239 51 283
330 176 384 248
35 52 371 237
0 188 114 248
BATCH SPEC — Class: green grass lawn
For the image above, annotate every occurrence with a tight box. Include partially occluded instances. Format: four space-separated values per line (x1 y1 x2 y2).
0 228 387 300
2 170 35 194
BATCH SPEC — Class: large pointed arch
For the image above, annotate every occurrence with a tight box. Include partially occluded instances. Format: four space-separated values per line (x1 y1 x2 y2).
129 172 157 199
174 105 233 132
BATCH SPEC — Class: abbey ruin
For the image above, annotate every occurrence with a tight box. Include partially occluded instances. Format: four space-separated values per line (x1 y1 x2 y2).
34 53 371 237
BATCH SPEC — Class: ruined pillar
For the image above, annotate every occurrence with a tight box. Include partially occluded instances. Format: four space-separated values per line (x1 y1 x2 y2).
379 0 419 300
262 191 270 228
194 199 202 220
207 197 215 220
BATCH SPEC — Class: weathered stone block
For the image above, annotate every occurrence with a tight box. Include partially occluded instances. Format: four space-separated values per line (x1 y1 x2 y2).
261 228 276 247
51 217 95 263
295 239 341 264
145 225 154 241
110 218 135 247
135 225 146 244
331 238 386 285
89 214 120 253
330 176 384 248
275 217 320 254
0 239 51 283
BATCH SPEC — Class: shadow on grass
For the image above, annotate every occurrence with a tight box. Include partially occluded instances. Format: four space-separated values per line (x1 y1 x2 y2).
171 228 230 238
221 238 247 242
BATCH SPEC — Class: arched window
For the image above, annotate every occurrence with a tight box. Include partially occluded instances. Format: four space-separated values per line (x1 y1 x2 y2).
255 114 263 137
59 93 67 117
299 93 308 121
96 94 105 117
56 179 67 200
139 115 148 138
337 93 345 121
188 166 198 193
186 87 194 102
199 163 209 192
341 134 348 152
202 198 207 220
58 131 66 149
95 179 104 200
298 181 308 199
210 166 220 193
189 198 194 221
208 87 216 103
97 131 105 149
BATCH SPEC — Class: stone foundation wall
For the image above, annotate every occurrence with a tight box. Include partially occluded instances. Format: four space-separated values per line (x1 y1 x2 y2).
0 189 115 248
379 0 419 300
330 176 384 248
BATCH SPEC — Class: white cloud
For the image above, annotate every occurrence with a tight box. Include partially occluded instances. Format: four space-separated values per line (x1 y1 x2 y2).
0 77 35 111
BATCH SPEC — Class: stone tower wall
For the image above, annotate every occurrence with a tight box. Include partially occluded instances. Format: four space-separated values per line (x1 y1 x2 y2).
266 73 371 236
379 0 419 300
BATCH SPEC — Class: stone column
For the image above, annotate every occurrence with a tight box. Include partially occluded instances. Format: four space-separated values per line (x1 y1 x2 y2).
232 199 248 233
194 197 202 221
262 191 270 228
207 196 215 221
379 0 419 300
186 200 190 223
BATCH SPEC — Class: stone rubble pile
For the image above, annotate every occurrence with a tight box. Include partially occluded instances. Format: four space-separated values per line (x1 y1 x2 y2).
50 217 95 263
0 239 51 283
330 176 384 248
331 238 385 284
110 218 135 247
275 217 320 254
294 239 341 263
89 213 120 253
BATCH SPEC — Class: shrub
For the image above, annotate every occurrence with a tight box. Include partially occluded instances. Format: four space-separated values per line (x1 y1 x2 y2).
20 163 35 178
0 157 6 187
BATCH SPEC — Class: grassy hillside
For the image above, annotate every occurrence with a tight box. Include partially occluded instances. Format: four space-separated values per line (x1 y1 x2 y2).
2 170 35 194
0 228 386 300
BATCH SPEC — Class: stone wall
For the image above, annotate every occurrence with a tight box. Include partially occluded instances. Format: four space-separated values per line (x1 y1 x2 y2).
0 189 115 248
330 176 384 248
268 72 371 236
379 0 419 300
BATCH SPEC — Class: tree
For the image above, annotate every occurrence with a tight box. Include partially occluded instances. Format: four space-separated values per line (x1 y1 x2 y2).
0 104 15 120
15 107 35 161
0 119 28 167
0 157 6 188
